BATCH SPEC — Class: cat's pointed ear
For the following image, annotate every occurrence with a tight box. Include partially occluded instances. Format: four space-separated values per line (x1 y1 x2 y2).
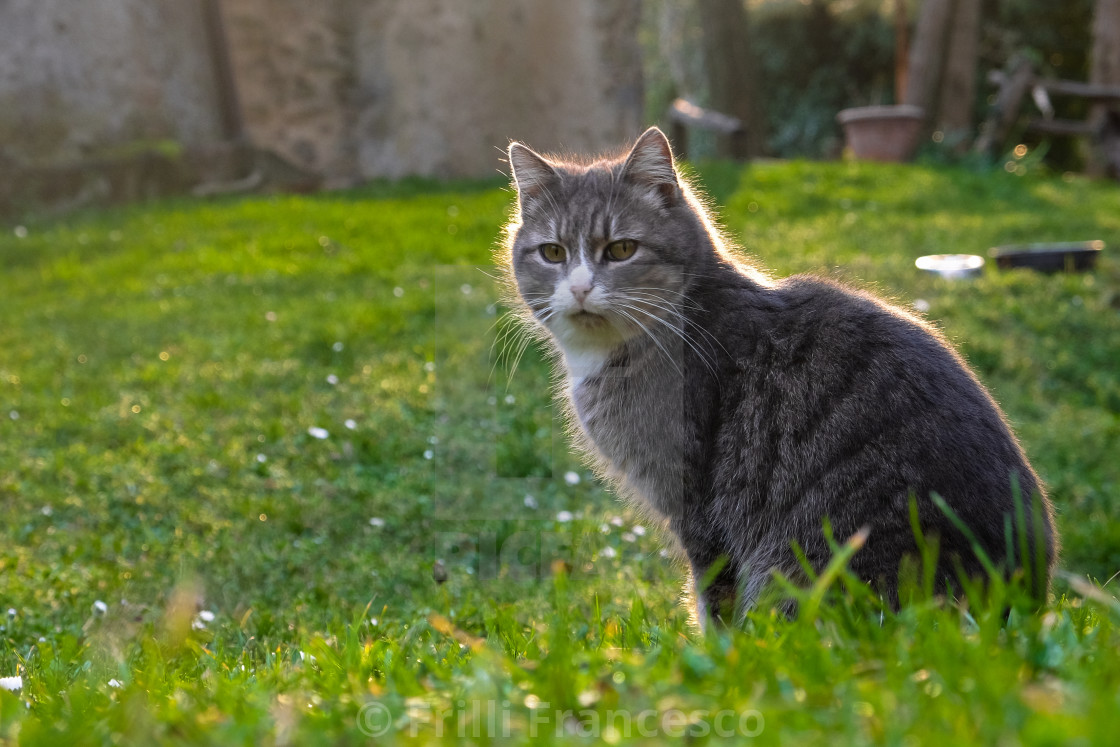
620 127 681 207
508 142 558 206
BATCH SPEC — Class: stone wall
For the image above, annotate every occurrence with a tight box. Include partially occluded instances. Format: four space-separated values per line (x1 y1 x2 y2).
0 0 644 185
0 0 224 164
220 0 357 182
351 0 645 179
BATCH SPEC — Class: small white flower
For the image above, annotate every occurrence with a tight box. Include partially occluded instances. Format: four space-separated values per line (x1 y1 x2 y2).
108 678 123 689
8 410 18 421
424 361 436 373
563 471 580 486
0 676 22 692
556 510 573 523
598 547 617 559
599 523 611 534
504 394 516 404
6 608 15 619
40 505 52 516
332 342 344 352
197 610 215 622
632 525 646 536
423 449 434 460
393 287 405 298
523 494 538 509
92 600 108 615
460 283 472 295
13 226 28 239
913 298 931 313
308 426 329 440
370 617 379 626
191 620 207 630
427 435 438 445
369 517 386 528
256 454 267 463
622 532 636 543
265 311 277 322
610 516 624 527
326 374 339 386
344 419 357 430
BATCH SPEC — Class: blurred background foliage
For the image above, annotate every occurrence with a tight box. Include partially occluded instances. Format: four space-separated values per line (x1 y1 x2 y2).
643 0 1096 166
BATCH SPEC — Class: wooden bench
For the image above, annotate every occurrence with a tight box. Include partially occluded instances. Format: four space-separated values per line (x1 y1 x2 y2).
666 98 747 160
976 57 1120 177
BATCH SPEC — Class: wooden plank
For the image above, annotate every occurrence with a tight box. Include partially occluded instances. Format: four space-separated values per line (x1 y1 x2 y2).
667 98 744 135
975 56 1035 156
988 73 1120 102
1034 78 1120 102
1026 118 1096 136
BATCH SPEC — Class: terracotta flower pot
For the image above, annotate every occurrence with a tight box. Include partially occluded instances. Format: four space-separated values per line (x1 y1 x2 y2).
836 105 925 162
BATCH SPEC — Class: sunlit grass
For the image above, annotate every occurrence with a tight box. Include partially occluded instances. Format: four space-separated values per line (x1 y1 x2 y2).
1 162 1119 743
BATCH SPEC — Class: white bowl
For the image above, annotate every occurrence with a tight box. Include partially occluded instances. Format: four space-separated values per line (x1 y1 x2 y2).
915 254 985 279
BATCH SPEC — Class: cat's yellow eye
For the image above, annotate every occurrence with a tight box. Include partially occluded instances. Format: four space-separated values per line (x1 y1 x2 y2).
605 239 638 261
539 243 567 263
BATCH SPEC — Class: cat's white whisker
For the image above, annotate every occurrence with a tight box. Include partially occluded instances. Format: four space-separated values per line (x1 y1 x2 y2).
489 294 557 385
610 305 684 376
622 290 705 314
490 312 532 384
620 289 732 360
506 333 536 384
623 286 696 300
616 301 718 378
614 292 717 359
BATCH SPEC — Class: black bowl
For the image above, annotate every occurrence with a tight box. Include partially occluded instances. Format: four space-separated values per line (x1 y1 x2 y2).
989 241 1104 273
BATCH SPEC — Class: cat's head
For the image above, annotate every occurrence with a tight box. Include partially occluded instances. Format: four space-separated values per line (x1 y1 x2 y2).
505 128 706 360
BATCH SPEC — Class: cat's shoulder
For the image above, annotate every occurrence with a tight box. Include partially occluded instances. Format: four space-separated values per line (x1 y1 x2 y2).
778 273 921 321
771 273 946 347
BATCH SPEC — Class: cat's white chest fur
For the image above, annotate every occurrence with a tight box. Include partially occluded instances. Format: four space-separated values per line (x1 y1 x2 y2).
561 345 611 384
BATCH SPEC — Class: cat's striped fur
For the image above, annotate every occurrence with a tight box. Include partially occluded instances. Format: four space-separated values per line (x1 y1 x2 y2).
504 127 1057 622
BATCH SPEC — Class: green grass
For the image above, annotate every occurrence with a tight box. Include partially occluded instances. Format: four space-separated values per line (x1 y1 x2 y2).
1 161 1119 744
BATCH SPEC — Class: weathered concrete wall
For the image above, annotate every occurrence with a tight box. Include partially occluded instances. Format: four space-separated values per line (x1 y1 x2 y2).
0 0 224 164
352 0 645 179
0 0 644 183
220 0 357 182
222 0 644 181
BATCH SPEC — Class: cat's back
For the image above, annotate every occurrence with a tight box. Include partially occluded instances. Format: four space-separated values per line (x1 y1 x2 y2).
773 275 999 414
704 272 1040 512
697 271 1053 584
712 273 984 401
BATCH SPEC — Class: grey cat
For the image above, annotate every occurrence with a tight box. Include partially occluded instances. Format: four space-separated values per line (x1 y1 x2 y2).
503 127 1057 623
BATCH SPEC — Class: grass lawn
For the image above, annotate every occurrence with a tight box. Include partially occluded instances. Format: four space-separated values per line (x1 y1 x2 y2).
2 160 1119 744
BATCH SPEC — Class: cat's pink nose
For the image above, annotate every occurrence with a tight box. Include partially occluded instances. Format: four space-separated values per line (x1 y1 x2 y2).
570 283 591 304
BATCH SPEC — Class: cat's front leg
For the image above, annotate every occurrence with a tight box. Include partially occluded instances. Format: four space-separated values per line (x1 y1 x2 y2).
673 519 739 627
690 559 739 627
